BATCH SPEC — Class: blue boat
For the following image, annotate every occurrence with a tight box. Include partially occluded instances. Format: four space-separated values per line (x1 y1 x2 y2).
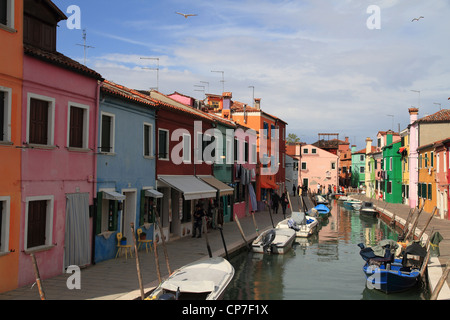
314 204 330 216
358 241 426 294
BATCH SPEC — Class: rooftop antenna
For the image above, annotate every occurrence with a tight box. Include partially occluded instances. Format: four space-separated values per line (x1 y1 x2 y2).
387 114 394 130
211 70 225 93
140 57 159 91
76 29 95 66
249 86 255 107
433 102 441 110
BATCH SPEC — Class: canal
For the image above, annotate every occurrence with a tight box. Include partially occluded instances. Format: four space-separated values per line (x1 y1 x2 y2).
223 200 430 300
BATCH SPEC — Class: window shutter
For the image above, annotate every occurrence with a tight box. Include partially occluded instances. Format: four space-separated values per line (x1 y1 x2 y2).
139 190 146 226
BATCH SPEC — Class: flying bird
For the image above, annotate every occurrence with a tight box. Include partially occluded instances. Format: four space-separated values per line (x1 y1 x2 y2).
411 16 424 22
176 12 198 19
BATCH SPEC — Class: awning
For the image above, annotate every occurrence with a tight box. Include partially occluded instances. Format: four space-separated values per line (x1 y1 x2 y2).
158 175 217 200
198 175 234 197
102 190 126 201
261 180 278 189
145 189 163 198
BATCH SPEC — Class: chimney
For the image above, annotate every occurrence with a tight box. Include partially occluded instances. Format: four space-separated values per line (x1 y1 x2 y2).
345 137 349 144
365 138 372 154
409 107 419 125
222 92 232 119
254 98 261 110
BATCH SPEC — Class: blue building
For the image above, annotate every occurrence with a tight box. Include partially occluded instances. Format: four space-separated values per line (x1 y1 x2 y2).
94 81 158 263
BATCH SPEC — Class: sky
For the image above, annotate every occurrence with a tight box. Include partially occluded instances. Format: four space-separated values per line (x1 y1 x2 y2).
53 0 450 150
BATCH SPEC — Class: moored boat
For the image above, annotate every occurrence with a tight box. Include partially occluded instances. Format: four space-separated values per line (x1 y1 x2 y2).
252 228 296 254
360 201 378 217
276 211 319 238
358 240 426 294
314 203 330 217
147 257 235 300
343 199 362 210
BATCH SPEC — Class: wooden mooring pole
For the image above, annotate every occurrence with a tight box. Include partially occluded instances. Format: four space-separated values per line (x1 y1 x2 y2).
430 259 450 300
131 223 145 300
30 253 45 300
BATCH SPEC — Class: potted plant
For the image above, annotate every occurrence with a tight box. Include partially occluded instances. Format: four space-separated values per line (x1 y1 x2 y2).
120 237 127 245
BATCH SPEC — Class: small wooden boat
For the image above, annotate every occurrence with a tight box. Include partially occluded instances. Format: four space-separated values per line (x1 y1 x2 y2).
314 204 330 216
358 241 426 294
315 195 329 206
276 211 319 238
360 201 378 217
147 257 234 300
252 228 296 254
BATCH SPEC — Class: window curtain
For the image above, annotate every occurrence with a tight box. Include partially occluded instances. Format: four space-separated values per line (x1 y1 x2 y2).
65 193 91 268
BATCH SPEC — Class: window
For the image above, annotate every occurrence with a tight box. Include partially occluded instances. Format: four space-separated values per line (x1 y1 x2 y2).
303 148 308 154
431 152 434 168
360 166 365 174
301 162 307 170
244 141 249 163
68 103 89 149
0 87 11 142
25 196 54 250
331 162 336 170
0 197 10 254
387 181 392 194
424 153 428 168
312 148 317 154
182 133 191 163
143 123 153 157
158 129 169 160
0 0 14 29
27 94 55 146
360 155 364 161
428 183 432 200
100 112 115 153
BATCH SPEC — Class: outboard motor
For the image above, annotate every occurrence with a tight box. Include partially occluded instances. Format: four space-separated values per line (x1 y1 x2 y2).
262 229 276 253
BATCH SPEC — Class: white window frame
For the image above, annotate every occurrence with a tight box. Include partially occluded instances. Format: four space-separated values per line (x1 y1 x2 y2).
0 0 15 31
389 157 393 171
99 111 115 154
0 196 10 255
67 101 90 150
158 128 169 161
143 122 153 158
226 137 233 165
24 195 54 252
182 133 191 163
0 86 12 143
26 92 56 147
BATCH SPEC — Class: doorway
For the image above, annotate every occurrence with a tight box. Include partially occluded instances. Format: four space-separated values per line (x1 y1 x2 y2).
121 190 137 243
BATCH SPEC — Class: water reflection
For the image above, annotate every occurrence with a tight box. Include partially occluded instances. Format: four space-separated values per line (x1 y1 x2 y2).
223 200 429 300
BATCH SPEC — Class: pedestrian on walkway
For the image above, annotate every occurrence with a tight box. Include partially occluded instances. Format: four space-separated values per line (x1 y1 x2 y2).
272 191 279 214
297 184 301 196
292 184 296 196
192 203 205 238
281 191 288 217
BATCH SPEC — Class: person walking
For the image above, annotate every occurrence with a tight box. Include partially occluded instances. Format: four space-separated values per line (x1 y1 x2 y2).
281 191 288 218
192 203 205 238
271 191 279 214
292 184 296 196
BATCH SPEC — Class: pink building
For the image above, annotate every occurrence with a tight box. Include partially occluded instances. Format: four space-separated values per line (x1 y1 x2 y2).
435 138 449 219
296 144 339 193
18 1 102 287
408 108 420 209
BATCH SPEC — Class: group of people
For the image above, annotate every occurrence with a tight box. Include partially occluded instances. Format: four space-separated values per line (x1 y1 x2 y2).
271 190 290 217
292 184 308 197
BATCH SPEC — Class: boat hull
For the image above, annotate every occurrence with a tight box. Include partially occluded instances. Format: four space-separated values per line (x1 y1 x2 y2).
276 217 319 238
362 262 420 294
252 228 296 254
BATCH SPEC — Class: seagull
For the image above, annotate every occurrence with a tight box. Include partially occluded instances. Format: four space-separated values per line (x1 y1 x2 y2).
176 12 198 19
411 16 424 22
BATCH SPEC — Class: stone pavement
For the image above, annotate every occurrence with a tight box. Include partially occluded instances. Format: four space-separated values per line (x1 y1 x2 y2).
0 199 293 300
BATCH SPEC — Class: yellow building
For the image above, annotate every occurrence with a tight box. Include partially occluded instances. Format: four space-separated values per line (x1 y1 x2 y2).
417 143 436 213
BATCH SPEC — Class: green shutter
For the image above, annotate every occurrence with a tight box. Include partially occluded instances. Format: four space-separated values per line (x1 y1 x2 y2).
95 192 103 234
111 200 119 231
428 183 432 200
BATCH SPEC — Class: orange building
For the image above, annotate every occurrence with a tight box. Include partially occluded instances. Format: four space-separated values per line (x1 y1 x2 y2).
206 94 287 209
0 0 23 292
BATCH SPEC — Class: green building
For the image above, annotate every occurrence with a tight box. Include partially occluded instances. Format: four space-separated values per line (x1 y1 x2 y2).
382 135 402 204
351 146 366 188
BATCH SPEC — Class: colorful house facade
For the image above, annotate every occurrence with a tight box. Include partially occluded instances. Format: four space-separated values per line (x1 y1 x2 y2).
19 0 103 287
94 81 158 263
382 137 402 204
432 138 449 220
0 0 23 293
351 146 366 188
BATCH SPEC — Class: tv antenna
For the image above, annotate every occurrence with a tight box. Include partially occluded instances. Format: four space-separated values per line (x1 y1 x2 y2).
76 29 95 66
140 57 160 91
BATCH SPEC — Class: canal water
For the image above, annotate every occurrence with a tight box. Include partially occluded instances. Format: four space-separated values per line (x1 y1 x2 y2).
223 200 430 300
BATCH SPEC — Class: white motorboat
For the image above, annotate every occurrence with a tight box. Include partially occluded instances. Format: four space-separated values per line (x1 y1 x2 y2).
252 228 296 254
276 211 319 238
147 257 234 300
344 199 362 210
360 201 378 217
